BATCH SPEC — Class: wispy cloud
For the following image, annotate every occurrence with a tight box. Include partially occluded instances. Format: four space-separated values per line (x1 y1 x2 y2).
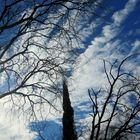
70 0 139 132
0 0 139 139
133 40 140 47
0 104 34 140
112 0 138 25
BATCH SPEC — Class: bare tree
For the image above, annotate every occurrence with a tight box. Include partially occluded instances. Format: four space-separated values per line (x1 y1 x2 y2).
87 54 140 140
0 1 111 140
0 0 105 115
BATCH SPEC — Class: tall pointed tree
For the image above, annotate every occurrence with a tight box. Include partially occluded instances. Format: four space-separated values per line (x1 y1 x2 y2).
62 79 77 140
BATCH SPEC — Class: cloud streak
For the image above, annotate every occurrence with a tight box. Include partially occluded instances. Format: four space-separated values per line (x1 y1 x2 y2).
70 0 139 134
0 0 139 139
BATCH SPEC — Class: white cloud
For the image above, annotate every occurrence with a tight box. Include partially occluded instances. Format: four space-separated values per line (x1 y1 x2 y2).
0 103 34 140
130 40 140 54
112 0 138 25
69 1 139 137
102 25 118 40
0 0 139 139
133 40 140 47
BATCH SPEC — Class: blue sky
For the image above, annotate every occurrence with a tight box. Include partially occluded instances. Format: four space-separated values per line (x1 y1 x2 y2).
0 0 140 140
70 1 140 138
71 0 140 98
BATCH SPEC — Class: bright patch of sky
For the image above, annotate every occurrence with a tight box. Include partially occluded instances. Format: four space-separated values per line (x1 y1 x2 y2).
0 0 140 139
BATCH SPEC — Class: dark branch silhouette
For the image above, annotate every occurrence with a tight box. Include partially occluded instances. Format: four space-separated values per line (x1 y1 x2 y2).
88 55 140 140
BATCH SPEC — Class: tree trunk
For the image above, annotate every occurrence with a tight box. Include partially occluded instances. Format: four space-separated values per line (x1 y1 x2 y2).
62 80 77 140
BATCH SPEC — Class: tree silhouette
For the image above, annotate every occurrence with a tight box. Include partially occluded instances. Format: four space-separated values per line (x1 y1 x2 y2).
0 0 106 119
0 1 111 139
88 55 140 140
62 79 77 140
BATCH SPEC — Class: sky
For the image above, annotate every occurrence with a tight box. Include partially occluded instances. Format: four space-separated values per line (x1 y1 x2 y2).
0 0 140 140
